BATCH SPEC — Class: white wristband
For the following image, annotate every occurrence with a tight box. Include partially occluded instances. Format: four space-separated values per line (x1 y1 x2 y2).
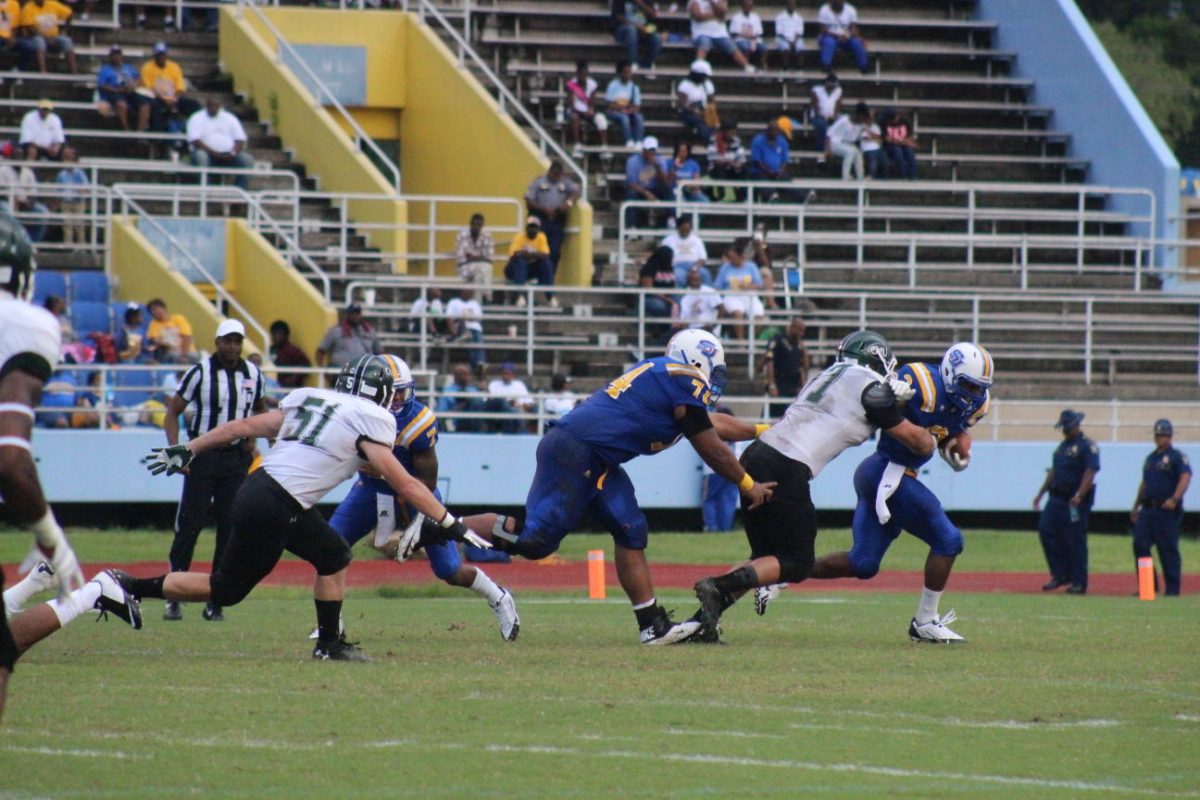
31 509 65 550
439 512 456 529
0 402 35 419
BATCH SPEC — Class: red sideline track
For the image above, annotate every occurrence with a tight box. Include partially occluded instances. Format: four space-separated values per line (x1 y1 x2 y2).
23 560 1144 597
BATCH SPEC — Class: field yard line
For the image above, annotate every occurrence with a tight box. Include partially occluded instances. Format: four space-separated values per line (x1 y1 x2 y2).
1175 714 1200 722
0 744 148 760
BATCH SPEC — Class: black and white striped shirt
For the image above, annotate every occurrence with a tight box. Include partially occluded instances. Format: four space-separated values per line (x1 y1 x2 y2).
177 355 265 439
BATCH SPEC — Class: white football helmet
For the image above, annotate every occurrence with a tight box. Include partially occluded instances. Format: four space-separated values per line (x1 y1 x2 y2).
380 353 416 413
665 329 727 407
940 342 993 412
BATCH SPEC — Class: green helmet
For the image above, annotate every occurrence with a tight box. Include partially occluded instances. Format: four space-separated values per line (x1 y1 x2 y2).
334 354 396 410
0 209 36 302
836 330 897 378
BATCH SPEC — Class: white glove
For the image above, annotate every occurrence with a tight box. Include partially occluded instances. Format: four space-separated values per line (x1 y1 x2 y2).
888 377 915 403
939 443 970 472
25 511 86 599
394 513 426 563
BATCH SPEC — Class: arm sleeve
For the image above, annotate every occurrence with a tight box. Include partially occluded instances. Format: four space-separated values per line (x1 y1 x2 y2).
1176 452 1192 475
1085 443 1100 471
861 381 905 429
677 403 715 438
176 364 201 403
535 234 551 255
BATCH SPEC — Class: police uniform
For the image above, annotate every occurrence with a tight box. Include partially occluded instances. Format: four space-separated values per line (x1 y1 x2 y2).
764 331 808 418
1133 421 1190 596
1038 418 1100 592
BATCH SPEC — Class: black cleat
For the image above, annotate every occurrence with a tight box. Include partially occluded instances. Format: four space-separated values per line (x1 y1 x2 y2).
313 635 371 662
92 570 143 630
202 603 225 622
163 600 183 621
1041 578 1069 591
1065 585 1087 595
693 577 726 639
683 613 723 644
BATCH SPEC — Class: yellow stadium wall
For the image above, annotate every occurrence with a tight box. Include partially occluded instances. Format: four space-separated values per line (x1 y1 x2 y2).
225 220 336 383
219 6 408 272
109 218 262 357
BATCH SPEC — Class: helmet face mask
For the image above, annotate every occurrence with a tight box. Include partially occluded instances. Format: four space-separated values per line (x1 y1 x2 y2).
940 343 993 412
836 330 896 379
335 354 396 410
665 329 726 409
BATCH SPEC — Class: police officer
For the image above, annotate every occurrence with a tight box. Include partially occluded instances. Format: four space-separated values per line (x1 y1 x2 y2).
1033 409 1100 594
1130 419 1191 596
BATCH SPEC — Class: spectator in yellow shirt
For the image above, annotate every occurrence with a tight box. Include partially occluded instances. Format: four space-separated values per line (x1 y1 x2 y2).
145 298 197 363
0 0 21 53
141 41 200 136
17 0 75 73
504 215 555 307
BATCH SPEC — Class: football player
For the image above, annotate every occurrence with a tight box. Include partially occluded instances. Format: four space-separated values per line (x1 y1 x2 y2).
446 330 776 645
314 354 519 642
0 212 141 722
130 354 489 661
690 330 934 640
804 341 994 643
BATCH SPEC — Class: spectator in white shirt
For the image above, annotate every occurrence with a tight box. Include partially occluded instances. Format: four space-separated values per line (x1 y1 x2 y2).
19 99 65 161
565 60 607 159
486 361 533 434
774 0 805 70
810 72 843 153
543 373 578 418
826 101 871 180
455 213 495 299
688 0 754 72
676 59 717 142
679 266 723 331
661 215 710 286
860 109 887 179
409 286 448 339
186 97 253 188
817 0 868 73
446 288 486 373
0 141 49 241
727 0 766 71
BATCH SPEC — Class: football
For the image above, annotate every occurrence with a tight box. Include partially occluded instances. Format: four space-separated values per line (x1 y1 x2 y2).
944 431 972 460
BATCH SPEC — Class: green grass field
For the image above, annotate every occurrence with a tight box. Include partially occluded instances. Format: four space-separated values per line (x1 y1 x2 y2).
2 530 1199 798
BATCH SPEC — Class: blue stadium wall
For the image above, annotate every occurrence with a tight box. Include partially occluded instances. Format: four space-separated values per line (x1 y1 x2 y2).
34 432 1189 512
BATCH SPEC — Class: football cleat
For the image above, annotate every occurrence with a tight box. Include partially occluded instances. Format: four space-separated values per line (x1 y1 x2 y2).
162 600 182 621
4 560 55 616
754 583 786 616
683 613 722 644
202 603 225 622
908 609 965 644
490 586 520 642
313 635 371 662
639 608 701 645
92 570 143 630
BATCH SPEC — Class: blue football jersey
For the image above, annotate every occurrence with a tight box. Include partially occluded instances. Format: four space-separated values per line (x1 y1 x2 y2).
361 399 439 493
877 362 989 469
555 356 712 465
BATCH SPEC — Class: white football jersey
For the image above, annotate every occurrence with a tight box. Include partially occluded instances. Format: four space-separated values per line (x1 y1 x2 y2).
262 387 397 509
759 362 883 477
0 293 61 381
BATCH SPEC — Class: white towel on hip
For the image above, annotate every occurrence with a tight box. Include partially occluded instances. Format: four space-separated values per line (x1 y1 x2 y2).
373 492 397 547
874 461 907 525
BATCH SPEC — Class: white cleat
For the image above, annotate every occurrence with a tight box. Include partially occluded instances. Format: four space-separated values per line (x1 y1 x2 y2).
92 570 143 630
754 582 787 616
639 618 701 645
908 609 965 644
490 587 520 642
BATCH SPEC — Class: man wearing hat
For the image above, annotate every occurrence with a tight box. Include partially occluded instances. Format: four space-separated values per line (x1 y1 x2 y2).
141 41 200 134
504 215 554 307
97 45 150 132
1033 409 1100 594
18 99 64 161
622 135 673 230
161 319 266 621
1130 419 1191 596
315 302 382 371
524 159 580 275
749 117 790 183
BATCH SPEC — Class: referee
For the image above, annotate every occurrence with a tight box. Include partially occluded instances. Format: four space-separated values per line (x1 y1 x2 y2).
162 319 265 622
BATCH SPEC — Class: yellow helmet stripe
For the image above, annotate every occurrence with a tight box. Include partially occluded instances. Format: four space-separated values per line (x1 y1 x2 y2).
978 345 993 380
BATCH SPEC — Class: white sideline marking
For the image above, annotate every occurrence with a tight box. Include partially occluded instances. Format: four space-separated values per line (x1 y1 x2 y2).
0 744 147 760
1174 714 1200 722
664 727 786 740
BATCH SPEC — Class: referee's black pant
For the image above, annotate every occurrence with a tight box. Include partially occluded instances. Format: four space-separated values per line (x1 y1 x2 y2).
169 447 252 574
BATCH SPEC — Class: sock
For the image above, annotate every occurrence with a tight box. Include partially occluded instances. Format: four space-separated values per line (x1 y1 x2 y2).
915 587 942 625
711 566 759 611
48 581 102 627
469 569 504 604
315 598 343 643
4 570 50 617
632 598 660 630
126 575 166 600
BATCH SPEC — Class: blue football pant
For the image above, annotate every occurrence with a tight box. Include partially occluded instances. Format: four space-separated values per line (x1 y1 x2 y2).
329 482 463 580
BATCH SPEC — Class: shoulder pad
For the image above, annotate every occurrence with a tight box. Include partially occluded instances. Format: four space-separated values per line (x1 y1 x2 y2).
861 380 895 411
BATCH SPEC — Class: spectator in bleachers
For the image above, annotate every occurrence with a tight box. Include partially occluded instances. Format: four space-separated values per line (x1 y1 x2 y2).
810 72 843 154
525 160 579 276
142 42 200 136
18 0 76 73
19 99 64 160
638 244 679 325
816 0 867 74
728 0 767 71
605 61 645 150
774 0 805 71
268 319 311 388
0 0 19 58
315 302 381 368
826 101 870 181
116 304 145 363
187 97 253 189
0 142 48 242
446 288 486 373
623 135 674 231
676 59 716 143
671 141 708 204
610 0 661 71
179 3 217 34
35 366 76 428
715 237 765 340
505 215 555 307
54 145 86 244
661 214 709 286
763 316 809 418
861 109 887 179
409 285 447 339
688 0 754 72
97 44 150 132
455 212 495 299
437 363 485 432
565 60 608 159
749 117 790 186
881 107 918 180
679 265 722 330
708 120 746 198
485 362 533 434
543 373 578 418
73 369 114 429
146 298 196 363
42 294 75 342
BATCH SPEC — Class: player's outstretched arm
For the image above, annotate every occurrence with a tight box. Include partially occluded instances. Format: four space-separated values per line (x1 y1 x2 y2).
191 410 284 454
882 419 935 457
363 441 449 521
709 411 769 442
678 405 776 509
